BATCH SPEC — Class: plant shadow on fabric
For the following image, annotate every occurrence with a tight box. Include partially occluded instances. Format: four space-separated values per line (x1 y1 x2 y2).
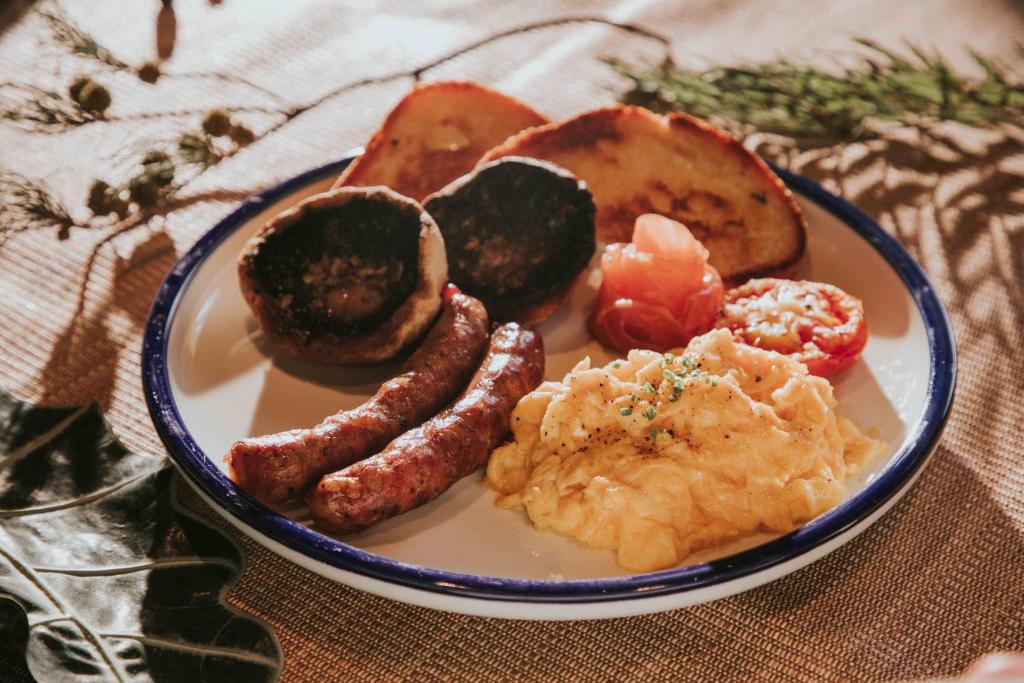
34 229 179 409
758 124 1024 356
34 188 254 409
0 1 37 37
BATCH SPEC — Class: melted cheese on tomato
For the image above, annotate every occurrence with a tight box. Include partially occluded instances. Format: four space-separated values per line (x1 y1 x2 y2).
486 329 880 572
726 282 840 349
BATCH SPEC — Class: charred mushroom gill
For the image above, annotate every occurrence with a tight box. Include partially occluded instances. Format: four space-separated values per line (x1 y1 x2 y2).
424 157 596 326
238 187 447 365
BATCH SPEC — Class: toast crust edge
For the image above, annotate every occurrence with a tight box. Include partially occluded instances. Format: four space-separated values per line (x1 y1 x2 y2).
482 105 808 283
334 81 549 193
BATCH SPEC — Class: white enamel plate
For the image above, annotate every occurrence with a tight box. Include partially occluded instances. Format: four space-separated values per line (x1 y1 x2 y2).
142 155 955 620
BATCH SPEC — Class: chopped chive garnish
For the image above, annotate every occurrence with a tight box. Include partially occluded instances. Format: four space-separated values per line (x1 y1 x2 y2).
668 394 679 402
645 406 657 420
630 393 638 402
641 382 655 393
673 383 683 394
620 406 633 416
681 357 696 370
711 379 718 387
650 427 660 439
663 369 677 382
611 361 622 369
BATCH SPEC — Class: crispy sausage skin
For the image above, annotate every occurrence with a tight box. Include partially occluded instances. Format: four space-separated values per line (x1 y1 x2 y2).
225 292 489 504
308 323 544 533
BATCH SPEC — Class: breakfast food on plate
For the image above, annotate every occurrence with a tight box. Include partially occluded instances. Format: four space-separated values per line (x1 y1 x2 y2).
225 289 490 504
716 278 867 377
229 80 878 560
591 213 724 353
480 105 807 283
487 329 881 572
309 323 544 533
238 187 447 365
423 157 596 325
334 81 548 201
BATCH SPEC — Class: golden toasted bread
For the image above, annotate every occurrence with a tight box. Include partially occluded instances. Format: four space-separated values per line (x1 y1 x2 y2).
335 81 549 202
481 105 807 283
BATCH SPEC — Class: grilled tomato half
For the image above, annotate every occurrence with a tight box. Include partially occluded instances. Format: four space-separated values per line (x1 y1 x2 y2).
715 278 867 377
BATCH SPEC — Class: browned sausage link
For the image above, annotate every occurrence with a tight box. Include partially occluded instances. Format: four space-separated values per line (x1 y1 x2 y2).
309 323 544 533
224 293 489 504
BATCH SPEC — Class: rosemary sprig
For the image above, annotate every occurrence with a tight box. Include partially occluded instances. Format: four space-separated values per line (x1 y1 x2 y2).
607 40 1024 139
40 9 128 70
0 173 80 243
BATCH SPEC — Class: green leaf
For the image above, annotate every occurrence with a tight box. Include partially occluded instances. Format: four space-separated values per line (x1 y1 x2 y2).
0 387 282 682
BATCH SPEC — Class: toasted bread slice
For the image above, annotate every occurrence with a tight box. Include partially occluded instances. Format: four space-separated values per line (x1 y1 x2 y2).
335 81 549 202
481 105 806 283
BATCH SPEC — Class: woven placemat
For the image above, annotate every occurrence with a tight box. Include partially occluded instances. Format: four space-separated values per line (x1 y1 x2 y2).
1 1 1022 681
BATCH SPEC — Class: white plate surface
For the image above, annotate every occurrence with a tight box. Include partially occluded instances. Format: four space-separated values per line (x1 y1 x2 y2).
144 158 954 619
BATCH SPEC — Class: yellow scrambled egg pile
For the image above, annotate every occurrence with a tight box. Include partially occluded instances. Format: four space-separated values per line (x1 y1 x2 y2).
487 329 880 572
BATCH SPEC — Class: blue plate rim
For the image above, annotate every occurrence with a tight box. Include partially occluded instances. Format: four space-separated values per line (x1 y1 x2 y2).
141 155 956 604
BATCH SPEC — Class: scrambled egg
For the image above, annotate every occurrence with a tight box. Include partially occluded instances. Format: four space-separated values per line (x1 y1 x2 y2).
487 329 881 572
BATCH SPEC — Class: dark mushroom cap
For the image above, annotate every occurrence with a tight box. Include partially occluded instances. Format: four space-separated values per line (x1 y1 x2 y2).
424 157 596 324
238 186 447 365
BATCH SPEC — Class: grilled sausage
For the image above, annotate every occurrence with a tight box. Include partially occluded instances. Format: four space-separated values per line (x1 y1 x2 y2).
308 323 544 533
225 291 489 504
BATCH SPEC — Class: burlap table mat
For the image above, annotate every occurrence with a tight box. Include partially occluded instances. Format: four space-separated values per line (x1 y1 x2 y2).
1 1 1022 681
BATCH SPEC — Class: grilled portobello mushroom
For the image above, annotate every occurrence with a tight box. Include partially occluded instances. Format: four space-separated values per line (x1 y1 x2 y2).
333 80 548 202
423 157 596 325
238 187 447 365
